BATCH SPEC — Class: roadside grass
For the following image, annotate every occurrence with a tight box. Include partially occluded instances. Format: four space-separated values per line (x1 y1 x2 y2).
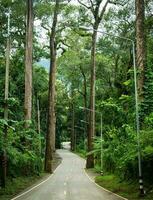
74 149 86 158
67 151 153 200
0 151 62 200
0 173 48 200
95 174 153 200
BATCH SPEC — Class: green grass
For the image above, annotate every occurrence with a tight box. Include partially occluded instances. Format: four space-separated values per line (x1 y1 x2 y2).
74 149 86 158
0 173 47 200
95 174 153 200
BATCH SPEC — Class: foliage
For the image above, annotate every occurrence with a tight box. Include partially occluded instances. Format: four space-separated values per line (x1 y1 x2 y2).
0 120 43 177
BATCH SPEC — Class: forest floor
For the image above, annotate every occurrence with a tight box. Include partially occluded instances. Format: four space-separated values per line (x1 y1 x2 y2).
0 151 62 200
86 168 153 200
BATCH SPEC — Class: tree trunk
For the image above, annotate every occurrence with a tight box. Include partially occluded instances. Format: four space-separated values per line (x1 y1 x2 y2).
78 0 109 169
79 66 88 132
86 27 98 168
37 99 41 155
4 38 10 122
45 0 59 173
136 0 146 99
71 103 75 151
37 99 41 134
24 0 33 123
3 7 11 188
83 78 88 134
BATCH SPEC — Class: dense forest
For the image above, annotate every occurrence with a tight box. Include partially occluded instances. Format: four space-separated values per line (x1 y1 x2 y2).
0 0 153 199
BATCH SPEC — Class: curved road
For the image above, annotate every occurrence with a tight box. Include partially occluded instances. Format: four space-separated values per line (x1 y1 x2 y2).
12 150 124 200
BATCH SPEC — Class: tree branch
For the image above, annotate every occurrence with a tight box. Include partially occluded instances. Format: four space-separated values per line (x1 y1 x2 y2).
77 0 91 9
78 89 84 97
57 38 71 48
99 0 109 20
109 0 128 6
41 24 50 33
89 0 95 14
72 27 92 37
79 65 86 82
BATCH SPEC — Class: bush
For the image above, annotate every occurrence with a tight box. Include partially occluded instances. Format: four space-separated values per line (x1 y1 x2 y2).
92 123 153 184
0 120 43 180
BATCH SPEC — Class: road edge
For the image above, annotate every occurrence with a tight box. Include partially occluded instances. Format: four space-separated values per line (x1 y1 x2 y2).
10 158 62 200
83 168 128 200
74 152 128 200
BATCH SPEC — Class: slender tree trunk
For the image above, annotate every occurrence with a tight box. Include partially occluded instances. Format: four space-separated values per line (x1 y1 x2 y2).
0 153 7 188
45 0 59 173
2 7 11 186
78 0 109 169
71 103 75 151
136 0 146 99
37 99 41 134
24 0 33 123
4 38 10 122
37 99 41 155
83 79 88 134
79 65 88 131
86 27 98 168
135 0 146 195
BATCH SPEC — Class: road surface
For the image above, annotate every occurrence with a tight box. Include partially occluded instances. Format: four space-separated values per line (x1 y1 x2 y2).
12 150 125 200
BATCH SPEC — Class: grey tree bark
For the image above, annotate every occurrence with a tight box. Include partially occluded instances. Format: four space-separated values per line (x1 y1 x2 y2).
78 0 109 168
45 0 59 173
24 0 33 123
70 103 75 151
136 0 146 100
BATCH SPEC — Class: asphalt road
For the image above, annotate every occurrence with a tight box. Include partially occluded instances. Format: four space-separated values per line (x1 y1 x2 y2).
12 150 124 200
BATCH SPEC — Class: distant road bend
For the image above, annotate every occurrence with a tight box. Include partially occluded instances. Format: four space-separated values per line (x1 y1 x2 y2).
12 149 125 200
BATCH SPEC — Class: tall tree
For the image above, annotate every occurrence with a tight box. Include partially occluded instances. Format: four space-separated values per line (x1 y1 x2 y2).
79 65 88 132
135 0 146 195
136 0 146 100
2 4 11 188
78 0 109 168
71 102 75 151
24 0 33 123
45 0 60 173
